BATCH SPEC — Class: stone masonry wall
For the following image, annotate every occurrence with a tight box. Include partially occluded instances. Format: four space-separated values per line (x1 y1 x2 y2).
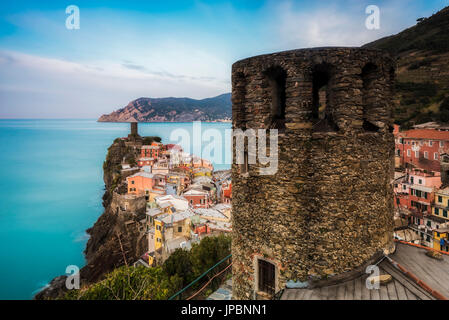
231 47 396 299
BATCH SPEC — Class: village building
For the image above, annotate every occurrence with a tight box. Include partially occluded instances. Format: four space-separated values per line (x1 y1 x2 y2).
153 209 196 252
165 183 178 196
194 208 230 223
395 129 449 172
183 189 211 208
394 169 441 217
221 181 232 204
137 157 155 167
166 172 190 192
127 172 156 200
212 203 232 220
141 143 160 160
147 187 166 203
165 144 184 166
433 187 449 220
152 160 170 175
155 194 189 212
191 156 213 170
153 173 166 187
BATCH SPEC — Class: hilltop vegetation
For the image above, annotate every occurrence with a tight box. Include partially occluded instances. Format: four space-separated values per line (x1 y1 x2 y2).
364 6 449 128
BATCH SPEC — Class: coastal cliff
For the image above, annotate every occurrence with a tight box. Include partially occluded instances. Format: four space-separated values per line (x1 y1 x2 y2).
35 137 151 299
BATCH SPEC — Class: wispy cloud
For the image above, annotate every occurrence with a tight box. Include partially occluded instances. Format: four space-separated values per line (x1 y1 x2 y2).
0 50 230 118
272 0 435 49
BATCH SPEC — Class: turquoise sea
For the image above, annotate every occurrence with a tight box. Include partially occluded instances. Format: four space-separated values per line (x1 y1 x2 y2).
0 119 231 299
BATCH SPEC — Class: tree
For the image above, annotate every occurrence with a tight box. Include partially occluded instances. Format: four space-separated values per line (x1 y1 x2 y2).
143 136 162 145
163 249 194 287
190 235 231 277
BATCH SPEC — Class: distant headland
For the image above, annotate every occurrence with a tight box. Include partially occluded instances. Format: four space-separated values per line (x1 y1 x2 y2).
98 93 231 123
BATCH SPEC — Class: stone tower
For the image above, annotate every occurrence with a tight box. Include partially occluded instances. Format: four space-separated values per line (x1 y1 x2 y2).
130 119 138 136
231 47 396 300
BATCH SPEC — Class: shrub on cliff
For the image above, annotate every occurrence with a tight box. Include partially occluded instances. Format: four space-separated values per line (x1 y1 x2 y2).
190 235 231 276
142 136 162 145
64 266 182 300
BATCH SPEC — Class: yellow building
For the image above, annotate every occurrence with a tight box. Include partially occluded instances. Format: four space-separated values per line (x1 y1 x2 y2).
433 228 449 252
153 210 195 251
433 187 449 220
154 218 164 250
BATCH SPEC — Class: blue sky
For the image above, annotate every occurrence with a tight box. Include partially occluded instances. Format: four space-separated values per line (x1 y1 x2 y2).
0 0 447 118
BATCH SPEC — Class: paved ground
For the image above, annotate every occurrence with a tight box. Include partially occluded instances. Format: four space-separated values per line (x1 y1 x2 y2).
207 279 232 300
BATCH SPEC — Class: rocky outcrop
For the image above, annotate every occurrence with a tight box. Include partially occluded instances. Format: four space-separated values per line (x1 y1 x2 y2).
34 276 67 300
98 93 231 123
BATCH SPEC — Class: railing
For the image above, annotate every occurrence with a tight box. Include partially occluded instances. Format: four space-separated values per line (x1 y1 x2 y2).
271 288 284 300
168 254 232 300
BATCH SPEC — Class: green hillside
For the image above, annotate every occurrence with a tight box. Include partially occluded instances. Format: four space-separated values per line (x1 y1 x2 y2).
364 6 449 128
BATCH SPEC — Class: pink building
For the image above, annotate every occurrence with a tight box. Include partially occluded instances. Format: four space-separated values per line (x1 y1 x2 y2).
395 129 449 172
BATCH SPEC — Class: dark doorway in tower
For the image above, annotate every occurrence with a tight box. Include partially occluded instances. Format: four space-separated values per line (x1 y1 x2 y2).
264 66 287 131
361 63 381 132
258 260 275 295
312 63 338 132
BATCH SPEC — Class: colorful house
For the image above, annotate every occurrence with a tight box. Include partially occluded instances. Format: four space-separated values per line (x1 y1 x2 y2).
183 189 211 208
400 169 440 215
155 195 189 212
395 129 449 172
141 143 160 159
153 209 196 251
433 187 449 220
154 216 165 250
152 161 170 175
127 172 156 199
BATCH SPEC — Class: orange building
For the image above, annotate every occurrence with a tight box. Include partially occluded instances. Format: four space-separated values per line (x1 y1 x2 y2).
127 172 156 199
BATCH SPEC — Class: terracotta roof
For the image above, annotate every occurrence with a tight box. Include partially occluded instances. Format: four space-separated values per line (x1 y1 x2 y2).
400 129 449 141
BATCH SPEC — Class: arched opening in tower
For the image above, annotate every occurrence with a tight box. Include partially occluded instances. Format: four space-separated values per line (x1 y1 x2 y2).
233 72 247 130
264 66 286 131
312 63 338 132
362 63 381 132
